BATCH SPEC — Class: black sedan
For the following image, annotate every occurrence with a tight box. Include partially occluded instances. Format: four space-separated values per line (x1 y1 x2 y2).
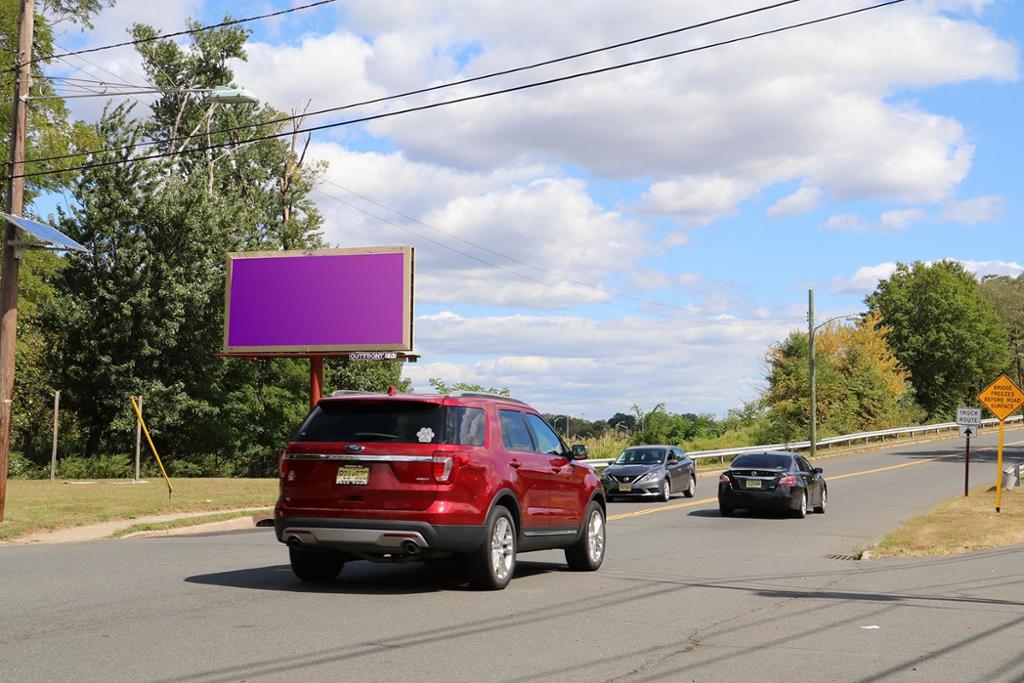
717 451 826 518
602 445 696 502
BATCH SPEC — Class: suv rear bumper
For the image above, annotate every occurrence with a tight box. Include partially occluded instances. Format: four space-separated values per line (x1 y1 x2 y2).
276 516 486 555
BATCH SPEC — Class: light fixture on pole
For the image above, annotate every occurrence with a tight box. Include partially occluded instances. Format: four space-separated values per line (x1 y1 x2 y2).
24 84 258 104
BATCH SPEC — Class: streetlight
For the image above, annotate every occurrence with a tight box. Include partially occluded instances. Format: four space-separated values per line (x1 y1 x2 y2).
24 84 259 104
807 288 858 460
552 415 567 438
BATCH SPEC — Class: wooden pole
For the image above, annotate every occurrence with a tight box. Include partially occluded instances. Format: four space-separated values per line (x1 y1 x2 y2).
50 391 59 481
310 355 323 409
0 0 35 521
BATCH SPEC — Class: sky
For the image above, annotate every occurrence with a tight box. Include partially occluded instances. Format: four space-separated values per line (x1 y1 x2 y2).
37 0 1023 420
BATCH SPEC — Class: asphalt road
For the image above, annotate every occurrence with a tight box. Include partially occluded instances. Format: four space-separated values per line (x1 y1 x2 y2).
3 429 1023 682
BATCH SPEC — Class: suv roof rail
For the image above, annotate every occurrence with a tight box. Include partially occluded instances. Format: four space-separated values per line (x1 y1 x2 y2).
448 391 528 405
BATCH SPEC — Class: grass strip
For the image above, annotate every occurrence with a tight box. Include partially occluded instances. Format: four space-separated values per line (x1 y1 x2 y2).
872 485 1024 558
109 508 272 538
0 478 277 541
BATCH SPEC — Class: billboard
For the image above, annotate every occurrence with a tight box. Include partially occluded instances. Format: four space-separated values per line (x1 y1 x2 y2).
223 247 413 354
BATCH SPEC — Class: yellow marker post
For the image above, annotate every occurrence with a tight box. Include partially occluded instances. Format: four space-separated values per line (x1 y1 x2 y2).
977 374 1024 513
129 396 173 498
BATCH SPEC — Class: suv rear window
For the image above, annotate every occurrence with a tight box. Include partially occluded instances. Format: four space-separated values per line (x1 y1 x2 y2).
293 401 486 445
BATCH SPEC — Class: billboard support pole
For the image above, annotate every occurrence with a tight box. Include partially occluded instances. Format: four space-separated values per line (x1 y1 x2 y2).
310 356 324 409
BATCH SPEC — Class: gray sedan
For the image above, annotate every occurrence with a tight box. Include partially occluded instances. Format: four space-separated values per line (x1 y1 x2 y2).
601 445 696 502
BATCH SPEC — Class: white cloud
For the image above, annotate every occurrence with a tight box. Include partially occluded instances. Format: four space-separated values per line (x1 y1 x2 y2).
767 186 822 217
830 258 1024 295
823 213 864 232
823 208 925 232
638 176 758 226
955 259 1024 279
880 208 926 231
404 310 796 415
941 195 1005 225
307 146 647 308
829 262 898 294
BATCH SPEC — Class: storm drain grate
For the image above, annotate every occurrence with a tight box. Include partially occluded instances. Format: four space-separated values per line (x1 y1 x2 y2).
826 553 860 561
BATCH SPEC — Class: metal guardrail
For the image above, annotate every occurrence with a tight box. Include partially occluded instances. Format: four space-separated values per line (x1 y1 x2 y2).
583 415 1023 468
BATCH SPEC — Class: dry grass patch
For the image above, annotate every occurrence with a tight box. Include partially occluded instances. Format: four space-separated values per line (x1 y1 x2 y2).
0 478 277 541
873 486 1024 558
109 508 272 538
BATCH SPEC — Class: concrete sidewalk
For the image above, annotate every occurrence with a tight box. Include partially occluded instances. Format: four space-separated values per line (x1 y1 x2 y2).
8 508 269 545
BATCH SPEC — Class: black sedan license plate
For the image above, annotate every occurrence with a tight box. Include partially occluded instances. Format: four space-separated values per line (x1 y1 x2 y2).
336 465 369 486
745 479 762 489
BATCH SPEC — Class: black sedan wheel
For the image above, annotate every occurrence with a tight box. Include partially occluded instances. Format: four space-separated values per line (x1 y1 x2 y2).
793 491 807 519
814 487 827 514
719 501 733 517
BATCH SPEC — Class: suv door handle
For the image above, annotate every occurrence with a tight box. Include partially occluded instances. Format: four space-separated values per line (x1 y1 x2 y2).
509 459 522 469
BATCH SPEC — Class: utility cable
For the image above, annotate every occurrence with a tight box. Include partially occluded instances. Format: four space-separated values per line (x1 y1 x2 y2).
6 0 908 182
22 0 813 167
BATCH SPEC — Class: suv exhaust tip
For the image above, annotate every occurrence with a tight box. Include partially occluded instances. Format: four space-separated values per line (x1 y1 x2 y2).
287 536 304 550
401 540 421 555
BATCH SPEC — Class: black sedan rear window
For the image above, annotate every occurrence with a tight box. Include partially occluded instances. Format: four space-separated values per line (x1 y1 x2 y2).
733 454 794 471
731 453 793 469
292 401 486 445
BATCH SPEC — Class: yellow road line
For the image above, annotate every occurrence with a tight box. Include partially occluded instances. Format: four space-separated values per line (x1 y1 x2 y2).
607 437 1024 522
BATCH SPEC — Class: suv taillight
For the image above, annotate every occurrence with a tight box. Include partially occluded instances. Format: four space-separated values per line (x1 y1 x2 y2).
433 455 453 482
278 450 287 479
433 452 470 483
719 473 730 484
778 474 798 487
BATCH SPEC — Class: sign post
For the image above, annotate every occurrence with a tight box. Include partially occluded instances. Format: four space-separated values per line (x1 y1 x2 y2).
956 407 981 497
977 375 1024 513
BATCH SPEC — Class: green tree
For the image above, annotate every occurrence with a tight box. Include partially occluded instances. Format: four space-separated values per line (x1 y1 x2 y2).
980 274 1024 388
866 261 1011 418
428 378 511 396
763 313 923 441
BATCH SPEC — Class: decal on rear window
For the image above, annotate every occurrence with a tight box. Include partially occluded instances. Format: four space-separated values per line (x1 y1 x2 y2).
417 427 435 443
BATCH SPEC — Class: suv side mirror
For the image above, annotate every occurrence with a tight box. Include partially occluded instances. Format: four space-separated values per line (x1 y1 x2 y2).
571 444 589 460
813 467 823 474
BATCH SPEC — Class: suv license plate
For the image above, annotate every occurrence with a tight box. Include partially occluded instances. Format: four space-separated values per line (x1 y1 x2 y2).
618 483 632 492
745 479 762 489
336 465 370 486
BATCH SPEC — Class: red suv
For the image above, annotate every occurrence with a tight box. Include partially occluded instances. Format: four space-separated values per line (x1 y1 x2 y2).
274 389 606 589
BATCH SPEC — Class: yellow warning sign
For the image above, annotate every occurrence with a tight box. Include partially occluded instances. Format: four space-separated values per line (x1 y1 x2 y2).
978 374 1024 422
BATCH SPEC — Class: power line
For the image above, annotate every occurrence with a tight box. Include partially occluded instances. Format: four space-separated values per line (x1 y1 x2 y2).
9 0 338 72
6 0 908 182
322 179 804 324
23 0 812 166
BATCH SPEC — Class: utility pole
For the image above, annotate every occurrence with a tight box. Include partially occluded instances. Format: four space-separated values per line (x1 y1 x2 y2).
0 0 35 521
808 289 817 460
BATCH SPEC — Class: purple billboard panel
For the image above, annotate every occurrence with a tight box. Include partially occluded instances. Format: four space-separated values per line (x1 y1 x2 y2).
223 247 413 353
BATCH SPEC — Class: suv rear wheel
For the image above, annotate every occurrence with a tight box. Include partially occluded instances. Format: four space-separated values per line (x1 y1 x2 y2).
289 547 346 583
466 505 516 590
565 501 605 571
